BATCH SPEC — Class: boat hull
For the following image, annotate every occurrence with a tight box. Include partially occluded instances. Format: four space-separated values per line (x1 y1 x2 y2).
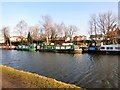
83 50 120 55
39 49 82 54
15 45 36 51
98 51 120 55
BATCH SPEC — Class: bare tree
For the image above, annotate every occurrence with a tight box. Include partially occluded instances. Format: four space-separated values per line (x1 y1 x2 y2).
88 20 94 36
28 25 40 40
57 22 65 37
41 15 53 44
15 20 28 45
88 14 99 46
50 22 67 39
88 11 117 45
2 26 11 45
97 13 106 35
15 20 28 37
60 23 69 38
97 11 117 44
68 25 78 37
61 24 78 42
50 23 58 40
42 15 52 38
97 12 116 35
88 14 97 37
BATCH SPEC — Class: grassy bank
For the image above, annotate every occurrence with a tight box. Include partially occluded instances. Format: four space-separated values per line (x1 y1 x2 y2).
1 65 84 89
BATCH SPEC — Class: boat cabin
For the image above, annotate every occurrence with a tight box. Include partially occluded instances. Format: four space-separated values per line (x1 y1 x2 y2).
100 44 120 51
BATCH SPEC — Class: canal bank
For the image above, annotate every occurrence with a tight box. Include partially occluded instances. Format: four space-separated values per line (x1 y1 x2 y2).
1 65 84 89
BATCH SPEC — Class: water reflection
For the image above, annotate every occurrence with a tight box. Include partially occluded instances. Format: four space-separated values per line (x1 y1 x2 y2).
2 50 119 88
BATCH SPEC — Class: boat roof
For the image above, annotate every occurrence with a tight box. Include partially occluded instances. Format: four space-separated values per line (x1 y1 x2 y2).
101 44 120 47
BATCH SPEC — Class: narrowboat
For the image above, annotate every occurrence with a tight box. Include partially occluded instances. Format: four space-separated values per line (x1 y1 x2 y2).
37 43 82 54
99 44 120 54
15 45 36 51
54 43 82 54
83 46 98 53
1 45 16 50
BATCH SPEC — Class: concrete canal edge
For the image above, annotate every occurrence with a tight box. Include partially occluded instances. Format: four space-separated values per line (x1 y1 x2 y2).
1 65 85 89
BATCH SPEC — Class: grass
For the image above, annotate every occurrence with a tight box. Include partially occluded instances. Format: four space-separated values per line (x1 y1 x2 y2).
1 65 85 89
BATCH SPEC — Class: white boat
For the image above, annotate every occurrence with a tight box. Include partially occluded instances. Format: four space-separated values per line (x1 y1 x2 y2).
55 43 82 54
100 44 120 54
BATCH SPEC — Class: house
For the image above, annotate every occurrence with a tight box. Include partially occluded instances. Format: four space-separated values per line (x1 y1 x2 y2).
10 36 20 42
74 36 81 41
73 36 81 45
51 37 65 45
73 35 87 45
89 34 104 46
0 36 5 44
90 34 104 41
10 36 27 42
80 35 87 40
115 27 120 38
114 28 120 44
65 37 71 42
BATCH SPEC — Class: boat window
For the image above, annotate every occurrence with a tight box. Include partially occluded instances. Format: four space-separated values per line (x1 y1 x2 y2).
89 47 95 50
115 47 120 49
101 47 105 49
110 47 113 49
106 47 109 49
106 47 113 49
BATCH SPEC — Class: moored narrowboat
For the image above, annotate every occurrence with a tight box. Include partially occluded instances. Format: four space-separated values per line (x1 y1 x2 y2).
37 43 82 54
15 45 36 51
99 44 120 54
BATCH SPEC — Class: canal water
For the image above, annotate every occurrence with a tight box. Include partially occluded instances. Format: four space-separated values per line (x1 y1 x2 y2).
1 50 119 88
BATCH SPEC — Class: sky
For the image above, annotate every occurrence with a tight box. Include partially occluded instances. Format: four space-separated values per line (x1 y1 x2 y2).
1 2 118 36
